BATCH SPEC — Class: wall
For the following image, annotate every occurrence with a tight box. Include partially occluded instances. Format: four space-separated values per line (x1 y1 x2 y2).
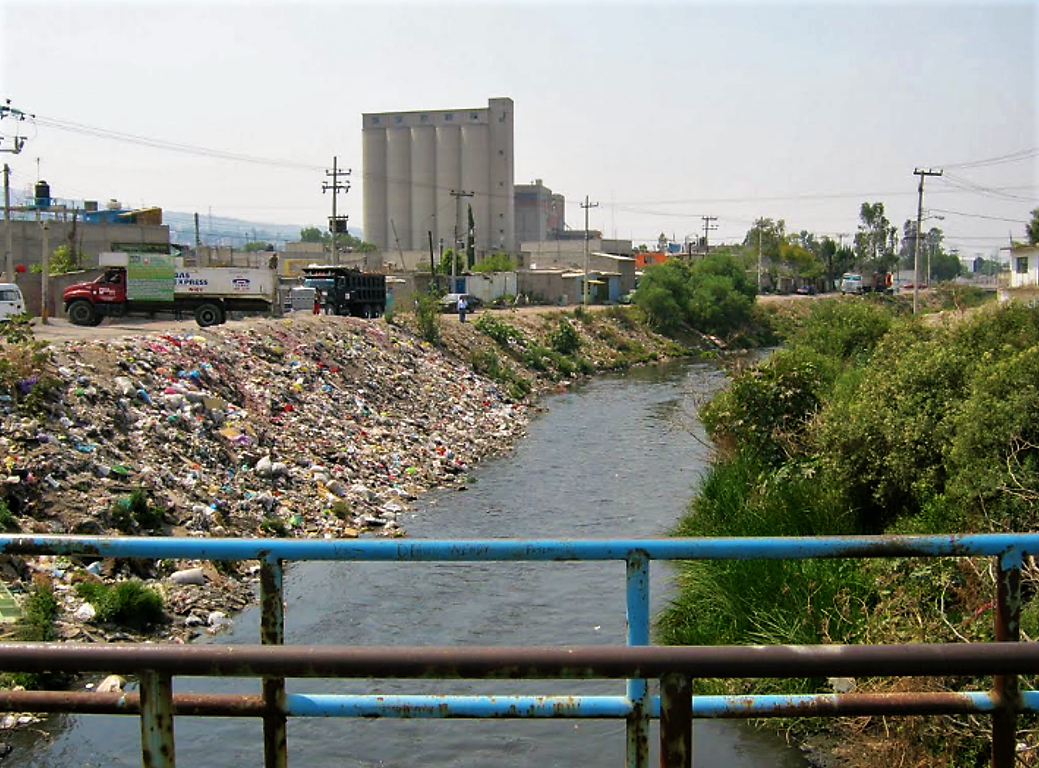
16 268 105 319
1 219 170 280
516 269 568 305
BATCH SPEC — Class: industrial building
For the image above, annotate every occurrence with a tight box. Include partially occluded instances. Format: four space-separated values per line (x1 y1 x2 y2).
362 97 515 256
514 179 565 242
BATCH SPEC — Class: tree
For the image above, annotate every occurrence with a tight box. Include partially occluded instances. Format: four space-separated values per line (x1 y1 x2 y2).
436 248 465 276
1027 208 1039 246
48 244 79 274
854 202 893 272
743 218 786 259
300 227 325 243
473 252 514 273
242 241 273 252
466 205 476 269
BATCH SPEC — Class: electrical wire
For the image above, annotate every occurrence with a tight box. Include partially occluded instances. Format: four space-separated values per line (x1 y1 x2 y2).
928 208 1030 224
941 146 1039 170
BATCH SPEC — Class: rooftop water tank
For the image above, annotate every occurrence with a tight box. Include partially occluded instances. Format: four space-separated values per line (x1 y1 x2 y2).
106 199 121 210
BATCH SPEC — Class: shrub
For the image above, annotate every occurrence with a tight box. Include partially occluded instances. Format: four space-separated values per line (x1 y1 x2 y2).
546 318 581 355
110 488 164 533
474 315 525 348
0 497 17 531
470 349 531 400
76 580 165 629
414 293 441 345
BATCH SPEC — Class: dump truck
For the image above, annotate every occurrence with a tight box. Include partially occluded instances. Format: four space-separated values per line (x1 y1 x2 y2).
301 265 387 317
63 252 276 328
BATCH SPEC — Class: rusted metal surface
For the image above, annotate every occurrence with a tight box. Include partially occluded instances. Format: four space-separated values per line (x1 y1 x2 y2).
993 551 1023 768
626 552 651 768
139 670 175 768
5 642 1039 679
0 690 267 716
690 691 998 717
660 673 692 768
260 555 288 768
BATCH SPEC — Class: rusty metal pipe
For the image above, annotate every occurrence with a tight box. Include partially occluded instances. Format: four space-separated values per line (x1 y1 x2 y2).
3 643 1039 680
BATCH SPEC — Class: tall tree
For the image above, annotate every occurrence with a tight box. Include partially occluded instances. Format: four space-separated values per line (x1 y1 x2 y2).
1027 208 1039 245
743 218 787 258
854 202 893 272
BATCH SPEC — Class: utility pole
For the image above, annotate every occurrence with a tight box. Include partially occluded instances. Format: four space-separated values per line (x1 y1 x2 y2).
450 190 473 291
3 164 11 282
581 195 599 306
39 220 49 324
913 168 942 314
701 216 718 254
322 156 351 266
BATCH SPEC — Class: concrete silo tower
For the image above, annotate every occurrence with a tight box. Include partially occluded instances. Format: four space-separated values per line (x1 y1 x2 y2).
362 97 515 257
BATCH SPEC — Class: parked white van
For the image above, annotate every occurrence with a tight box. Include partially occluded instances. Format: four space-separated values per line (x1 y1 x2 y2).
839 273 864 295
0 283 26 320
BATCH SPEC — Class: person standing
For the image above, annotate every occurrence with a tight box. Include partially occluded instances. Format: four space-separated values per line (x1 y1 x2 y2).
457 294 468 323
313 290 322 315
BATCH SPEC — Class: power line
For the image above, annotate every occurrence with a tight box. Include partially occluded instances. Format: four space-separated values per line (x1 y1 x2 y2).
929 208 1029 224
940 146 1039 170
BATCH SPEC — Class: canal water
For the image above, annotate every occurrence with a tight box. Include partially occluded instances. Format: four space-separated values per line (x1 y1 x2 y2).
17 358 807 767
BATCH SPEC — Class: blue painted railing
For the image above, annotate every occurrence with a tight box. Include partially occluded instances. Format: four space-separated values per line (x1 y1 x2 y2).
0 533 1037 768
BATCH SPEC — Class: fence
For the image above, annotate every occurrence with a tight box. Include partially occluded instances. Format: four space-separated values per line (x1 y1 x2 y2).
1 533 1037 768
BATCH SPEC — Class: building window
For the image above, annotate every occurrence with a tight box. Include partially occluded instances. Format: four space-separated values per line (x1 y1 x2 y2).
394 115 403 124
371 117 381 125
471 112 479 120
444 113 453 121
1018 257 1029 274
420 114 429 123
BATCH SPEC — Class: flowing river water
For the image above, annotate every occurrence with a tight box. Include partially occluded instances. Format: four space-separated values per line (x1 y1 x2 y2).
16 358 808 767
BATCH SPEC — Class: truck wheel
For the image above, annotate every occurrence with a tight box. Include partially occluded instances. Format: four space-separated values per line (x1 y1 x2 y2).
194 303 224 327
67 300 96 326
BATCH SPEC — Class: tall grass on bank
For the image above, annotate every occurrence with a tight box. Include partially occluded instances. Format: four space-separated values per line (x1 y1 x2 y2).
658 453 871 692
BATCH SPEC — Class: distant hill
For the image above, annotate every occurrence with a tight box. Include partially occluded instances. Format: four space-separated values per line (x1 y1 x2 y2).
163 211 363 249
6 188 362 248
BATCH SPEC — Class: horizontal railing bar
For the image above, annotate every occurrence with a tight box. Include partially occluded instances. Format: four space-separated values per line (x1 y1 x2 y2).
4 643 1039 680
687 692 1000 718
1 534 1037 562
0 690 1023 720
0 690 267 716
286 694 632 718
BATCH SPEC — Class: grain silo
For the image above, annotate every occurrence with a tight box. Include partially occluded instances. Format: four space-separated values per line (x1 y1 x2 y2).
362 97 515 256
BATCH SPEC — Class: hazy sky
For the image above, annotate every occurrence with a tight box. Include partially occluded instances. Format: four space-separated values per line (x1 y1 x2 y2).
2 1 1036 257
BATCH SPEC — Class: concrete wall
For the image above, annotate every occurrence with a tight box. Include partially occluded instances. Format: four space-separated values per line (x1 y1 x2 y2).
516 269 569 305
1 219 170 280
16 268 104 319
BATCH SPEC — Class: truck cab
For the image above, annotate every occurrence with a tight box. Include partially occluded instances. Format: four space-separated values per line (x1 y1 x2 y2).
63 269 128 325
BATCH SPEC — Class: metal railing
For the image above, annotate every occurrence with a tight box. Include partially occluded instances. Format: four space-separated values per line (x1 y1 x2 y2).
1 533 1037 768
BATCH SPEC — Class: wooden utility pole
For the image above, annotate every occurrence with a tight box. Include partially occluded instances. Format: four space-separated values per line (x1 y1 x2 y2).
913 168 942 314
701 216 718 254
581 195 599 305
3 163 11 281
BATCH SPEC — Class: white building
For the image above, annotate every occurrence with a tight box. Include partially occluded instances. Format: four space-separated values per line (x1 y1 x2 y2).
362 97 515 256
1001 245 1039 303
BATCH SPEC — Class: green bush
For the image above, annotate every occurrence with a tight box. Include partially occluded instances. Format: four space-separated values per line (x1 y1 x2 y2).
786 299 893 363
0 497 16 531
414 293 441 345
110 488 164 533
470 349 532 400
474 315 525 348
546 318 581 355
76 580 165 629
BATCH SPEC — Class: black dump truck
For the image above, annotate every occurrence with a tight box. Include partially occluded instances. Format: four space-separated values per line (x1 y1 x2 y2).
301 265 387 318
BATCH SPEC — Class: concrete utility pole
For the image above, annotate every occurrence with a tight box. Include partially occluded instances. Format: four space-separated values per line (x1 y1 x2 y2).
322 156 351 266
913 168 943 314
450 190 473 291
581 195 599 306
701 216 718 254
757 226 763 293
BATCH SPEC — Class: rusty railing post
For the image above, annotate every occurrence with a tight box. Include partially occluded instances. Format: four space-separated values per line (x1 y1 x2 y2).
139 670 175 768
626 551 651 768
261 555 288 768
660 673 692 768
993 548 1022 768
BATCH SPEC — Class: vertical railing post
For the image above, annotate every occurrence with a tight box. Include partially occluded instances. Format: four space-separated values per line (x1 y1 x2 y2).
660 673 692 768
139 669 175 768
626 551 651 768
992 548 1022 768
260 554 288 768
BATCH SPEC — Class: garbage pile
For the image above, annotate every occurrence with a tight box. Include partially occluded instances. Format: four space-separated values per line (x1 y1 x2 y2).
0 315 530 644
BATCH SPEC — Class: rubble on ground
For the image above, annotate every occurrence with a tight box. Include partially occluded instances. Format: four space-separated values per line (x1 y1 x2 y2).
0 314 530 646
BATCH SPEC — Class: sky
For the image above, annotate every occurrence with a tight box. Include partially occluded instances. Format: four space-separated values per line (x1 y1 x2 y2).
1 0 1036 259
